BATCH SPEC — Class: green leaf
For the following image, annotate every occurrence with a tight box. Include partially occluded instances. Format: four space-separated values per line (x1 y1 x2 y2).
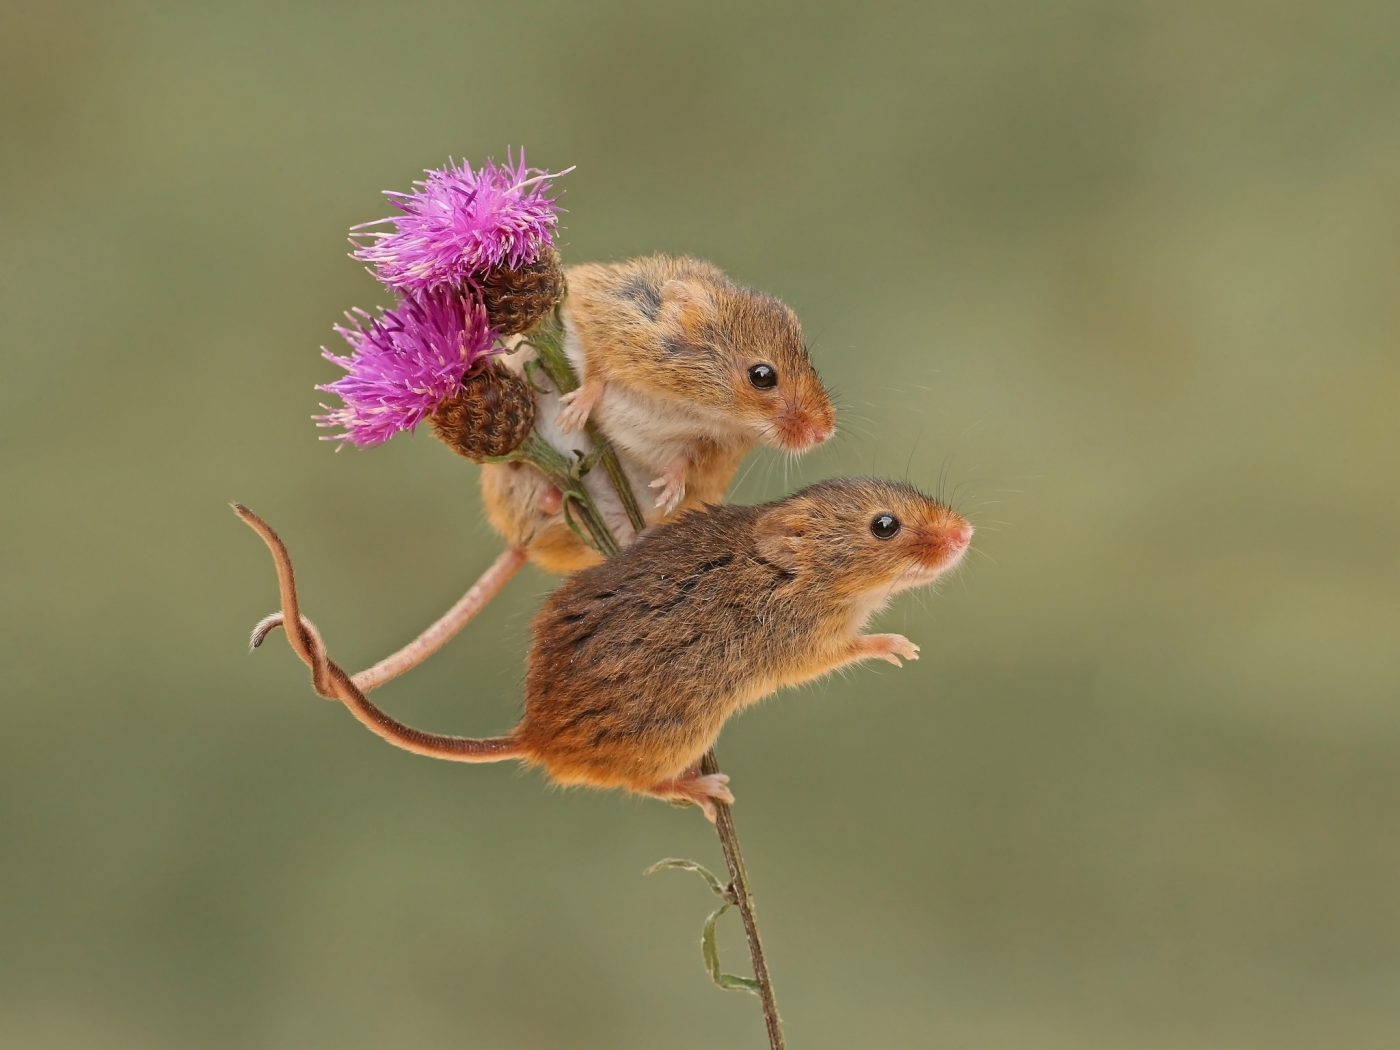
644 858 728 898
702 903 762 995
645 858 759 995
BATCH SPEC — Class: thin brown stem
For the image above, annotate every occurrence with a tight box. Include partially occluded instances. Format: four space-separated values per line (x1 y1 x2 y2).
701 748 785 1050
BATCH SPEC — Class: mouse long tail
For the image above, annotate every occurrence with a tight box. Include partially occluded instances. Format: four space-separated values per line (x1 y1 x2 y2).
250 544 527 693
233 503 523 764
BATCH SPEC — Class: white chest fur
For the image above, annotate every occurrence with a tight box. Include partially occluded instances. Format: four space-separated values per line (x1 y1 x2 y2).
561 313 749 473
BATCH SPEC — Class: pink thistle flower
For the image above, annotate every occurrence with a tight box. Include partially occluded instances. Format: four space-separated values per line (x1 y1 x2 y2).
351 152 570 294
315 288 497 448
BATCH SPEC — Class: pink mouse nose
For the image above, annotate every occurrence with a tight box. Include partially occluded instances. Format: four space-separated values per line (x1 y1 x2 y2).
803 418 836 447
949 524 973 548
776 413 834 451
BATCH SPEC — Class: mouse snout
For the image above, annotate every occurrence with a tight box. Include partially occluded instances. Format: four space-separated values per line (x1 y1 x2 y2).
773 414 834 451
769 398 836 452
914 514 973 571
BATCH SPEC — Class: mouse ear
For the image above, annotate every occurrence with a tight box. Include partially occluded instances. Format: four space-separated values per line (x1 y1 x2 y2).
658 279 716 333
755 508 805 570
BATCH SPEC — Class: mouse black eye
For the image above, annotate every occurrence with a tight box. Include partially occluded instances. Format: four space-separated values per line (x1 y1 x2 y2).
747 363 778 389
870 513 901 540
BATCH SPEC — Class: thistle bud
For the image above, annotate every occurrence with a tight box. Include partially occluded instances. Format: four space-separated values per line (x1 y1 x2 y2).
430 362 536 461
478 245 566 336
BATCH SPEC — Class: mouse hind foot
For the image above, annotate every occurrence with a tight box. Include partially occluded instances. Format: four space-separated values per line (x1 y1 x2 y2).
648 454 689 514
647 770 734 822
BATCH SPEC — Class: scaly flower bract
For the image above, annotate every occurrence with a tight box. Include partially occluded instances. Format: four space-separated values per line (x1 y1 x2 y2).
351 151 568 294
316 288 497 447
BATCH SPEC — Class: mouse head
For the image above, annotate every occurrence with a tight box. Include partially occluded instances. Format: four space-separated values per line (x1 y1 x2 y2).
655 274 836 452
755 478 972 603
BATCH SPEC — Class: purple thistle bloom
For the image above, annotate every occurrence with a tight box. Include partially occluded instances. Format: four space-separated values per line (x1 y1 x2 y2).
315 288 497 448
351 151 569 294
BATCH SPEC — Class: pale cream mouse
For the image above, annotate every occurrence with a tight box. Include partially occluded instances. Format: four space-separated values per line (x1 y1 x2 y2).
479 254 837 573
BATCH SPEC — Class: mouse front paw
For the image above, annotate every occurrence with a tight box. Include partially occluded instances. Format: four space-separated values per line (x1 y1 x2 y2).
859 633 921 667
555 382 602 433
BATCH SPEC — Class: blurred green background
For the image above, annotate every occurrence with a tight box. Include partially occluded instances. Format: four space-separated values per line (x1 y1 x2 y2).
3 1 1399 1047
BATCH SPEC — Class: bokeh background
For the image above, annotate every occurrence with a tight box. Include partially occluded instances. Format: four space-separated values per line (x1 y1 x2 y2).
3 1 1399 1047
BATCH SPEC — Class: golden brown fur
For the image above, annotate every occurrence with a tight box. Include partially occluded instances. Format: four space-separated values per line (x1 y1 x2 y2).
242 480 972 818
515 478 972 806
479 460 605 573
480 255 836 573
563 255 834 453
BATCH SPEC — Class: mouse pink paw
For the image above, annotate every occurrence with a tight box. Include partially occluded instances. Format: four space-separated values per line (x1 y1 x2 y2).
649 457 688 514
652 771 734 822
859 633 920 667
556 382 602 433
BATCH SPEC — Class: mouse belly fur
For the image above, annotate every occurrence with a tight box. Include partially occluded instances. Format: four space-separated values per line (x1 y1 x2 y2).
511 685 737 792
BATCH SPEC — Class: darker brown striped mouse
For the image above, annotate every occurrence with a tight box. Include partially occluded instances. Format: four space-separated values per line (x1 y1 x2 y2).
241 478 972 818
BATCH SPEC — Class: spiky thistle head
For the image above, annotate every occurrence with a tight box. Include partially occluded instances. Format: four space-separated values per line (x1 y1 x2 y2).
315 288 498 448
351 152 569 295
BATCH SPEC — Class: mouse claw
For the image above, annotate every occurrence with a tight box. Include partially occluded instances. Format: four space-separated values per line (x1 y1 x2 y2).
652 771 734 821
693 772 735 805
649 475 686 514
649 457 688 514
556 382 602 434
555 394 587 433
860 633 920 667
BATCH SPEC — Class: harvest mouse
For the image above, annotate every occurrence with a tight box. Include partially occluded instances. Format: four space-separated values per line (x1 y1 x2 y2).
478 254 837 573
238 478 972 819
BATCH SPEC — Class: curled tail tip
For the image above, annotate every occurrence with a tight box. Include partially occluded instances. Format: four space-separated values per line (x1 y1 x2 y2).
248 612 285 650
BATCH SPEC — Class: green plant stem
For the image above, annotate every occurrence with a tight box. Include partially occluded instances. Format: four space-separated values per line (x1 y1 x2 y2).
508 431 620 558
590 420 649 536
526 313 649 536
702 748 785 1050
